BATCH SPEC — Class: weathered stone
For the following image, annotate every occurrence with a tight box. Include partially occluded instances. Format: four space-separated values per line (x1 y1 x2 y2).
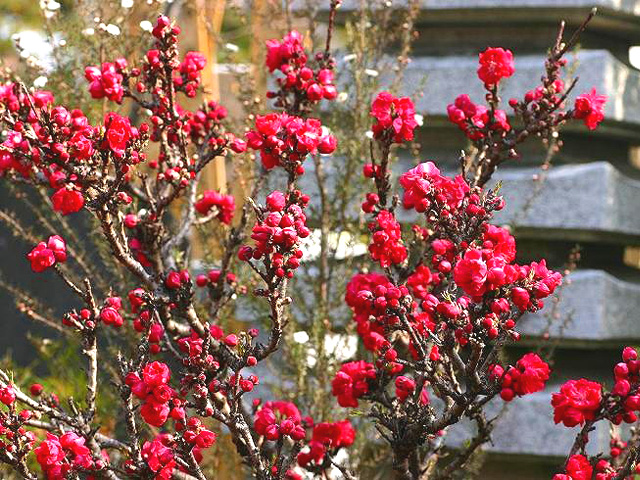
446 390 610 457
392 161 640 243
519 269 640 342
490 161 640 243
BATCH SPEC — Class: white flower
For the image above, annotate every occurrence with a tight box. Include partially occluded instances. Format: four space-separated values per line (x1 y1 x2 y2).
324 334 358 361
106 24 121 36
343 53 356 62
40 0 60 11
82 28 95 36
415 114 424 126
365 130 374 139
293 331 309 344
33 76 48 88
140 20 153 32
337 92 348 102
224 43 239 53
58 39 66 46
364 69 379 77
121 0 134 7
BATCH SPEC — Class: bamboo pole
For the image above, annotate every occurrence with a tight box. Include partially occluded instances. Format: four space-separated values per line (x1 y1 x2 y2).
196 0 227 193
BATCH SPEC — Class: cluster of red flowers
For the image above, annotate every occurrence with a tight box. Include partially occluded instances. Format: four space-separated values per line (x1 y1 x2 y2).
138 436 175 479
266 30 337 105
34 432 95 479
370 91 419 143
367 210 407 268
447 94 510 139
177 51 207 98
254 401 306 441
126 362 184 427
195 190 236 225
246 113 336 172
490 353 550 401
195 269 237 288
552 378 602 427
180 417 217 449
184 100 245 154
551 349 640 478
447 46 606 143
2 10 622 480
297 420 355 468
239 190 309 279
99 296 124 328
398 161 470 213
553 454 593 480
27 235 67 273
331 361 376 407
84 60 126 103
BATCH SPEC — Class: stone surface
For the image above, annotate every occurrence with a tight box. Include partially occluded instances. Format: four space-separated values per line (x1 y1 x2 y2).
489 161 640 242
398 49 640 127
519 269 640 342
394 161 640 243
447 389 611 457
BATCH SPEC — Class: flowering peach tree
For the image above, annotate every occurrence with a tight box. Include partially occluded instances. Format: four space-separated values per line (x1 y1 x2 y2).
0 3 630 480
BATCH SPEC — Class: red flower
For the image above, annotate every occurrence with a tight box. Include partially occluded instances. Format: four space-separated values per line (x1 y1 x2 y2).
553 454 593 480
265 30 305 72
453 248 511 298
552 379 602 427
99 306 123 327
195 429 217 448
51 186 84 215
332 361 376 408
141 438 175 479
34 432 93 479
195 190 235 224
406 264 434 300
105 112 135 157
368 210 407 268
68 133 94 161
573 88 607 130
312 420 355 449
140 398 171 427
35 434 67 477
246 113 335 171
266 190 287 211
512 353 550 395
395 376 416 402
142 361 171 388
0 385 16 405
370 91 418 143
27 236 67 273
298 420 355 468
483 224 516 262
499 353 550 401
477 47 515 85
254 401 305 441
85 62 125 103
399 161 470 212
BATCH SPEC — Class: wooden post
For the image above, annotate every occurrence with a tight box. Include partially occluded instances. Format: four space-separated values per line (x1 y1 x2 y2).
196 0 227 193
